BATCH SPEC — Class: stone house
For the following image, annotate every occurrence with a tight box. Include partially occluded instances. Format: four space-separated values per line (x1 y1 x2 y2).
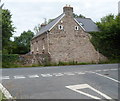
31 5 106 64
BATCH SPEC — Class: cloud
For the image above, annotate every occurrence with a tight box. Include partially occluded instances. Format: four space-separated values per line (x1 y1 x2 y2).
3 0 119 37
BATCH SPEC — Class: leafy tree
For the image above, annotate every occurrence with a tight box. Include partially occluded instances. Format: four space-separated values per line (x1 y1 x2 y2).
34 24 41 34
34 18 47 34
13 30 34 54
90 14 120 59
73 13 86 18
2 9 15 53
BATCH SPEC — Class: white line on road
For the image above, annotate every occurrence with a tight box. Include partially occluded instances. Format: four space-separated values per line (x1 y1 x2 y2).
1 76 10 80
110 69 118 71
66 84 112 99
14 75 26 79
41 74 53 77
75 72 86 75
28 75 39 78
64 72 75 75
0 83 13 99
2 68 118 80
95 70 102 72
53 73 64 76
94 72 120 83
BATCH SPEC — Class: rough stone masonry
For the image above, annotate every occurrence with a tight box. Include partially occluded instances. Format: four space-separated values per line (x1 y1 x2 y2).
30 5 107 65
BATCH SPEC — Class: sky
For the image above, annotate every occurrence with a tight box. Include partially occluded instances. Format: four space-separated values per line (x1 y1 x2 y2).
2 0 120 38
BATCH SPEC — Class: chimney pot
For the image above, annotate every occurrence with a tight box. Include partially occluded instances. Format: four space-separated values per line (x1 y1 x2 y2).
63 5 73 17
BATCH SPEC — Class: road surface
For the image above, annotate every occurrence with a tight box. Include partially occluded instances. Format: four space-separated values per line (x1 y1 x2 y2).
0 64 119 100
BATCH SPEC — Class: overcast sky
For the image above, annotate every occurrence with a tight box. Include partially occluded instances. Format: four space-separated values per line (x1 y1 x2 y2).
2 0 120 38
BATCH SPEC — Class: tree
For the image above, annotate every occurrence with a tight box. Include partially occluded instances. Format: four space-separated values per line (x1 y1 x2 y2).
34 18 47 34
13 30 34 54
90 14 120 59
34 24 41 34
73 13 86 18
2 9 15 53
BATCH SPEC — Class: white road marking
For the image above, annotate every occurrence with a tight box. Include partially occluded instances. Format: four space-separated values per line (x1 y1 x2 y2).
84 71 94 73
41 74 52 77
53 73 64 76
94 72 120 83
110 69 117 71
0 83 13 99
2 68 118 80
75 72 86 75
1 76 10 80
14 75 26 79
102 69 110 71
28 75 39 78
64 72 75 75
95 70 102 72
66 84 112 99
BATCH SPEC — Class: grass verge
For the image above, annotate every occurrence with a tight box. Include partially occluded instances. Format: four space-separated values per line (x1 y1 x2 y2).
0 91 6 101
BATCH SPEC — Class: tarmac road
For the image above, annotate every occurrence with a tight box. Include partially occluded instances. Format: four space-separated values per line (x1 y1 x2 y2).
1 64 119 100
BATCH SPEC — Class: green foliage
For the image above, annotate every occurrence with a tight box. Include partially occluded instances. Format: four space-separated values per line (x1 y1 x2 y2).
13 30 34 54
90 14 120 59
34 24 41 34
2 54 19 68
73 13 86 18
2 9 15 54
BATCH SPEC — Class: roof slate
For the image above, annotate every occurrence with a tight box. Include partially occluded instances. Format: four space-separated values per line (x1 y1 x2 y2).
33 13 65 39
75 18 99 32
33 14 99 39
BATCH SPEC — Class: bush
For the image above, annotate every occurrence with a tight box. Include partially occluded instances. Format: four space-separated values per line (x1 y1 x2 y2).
2 54 19 68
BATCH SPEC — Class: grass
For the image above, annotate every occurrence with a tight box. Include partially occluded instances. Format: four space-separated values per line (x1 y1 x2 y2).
1 57 120 68
0 91 6 101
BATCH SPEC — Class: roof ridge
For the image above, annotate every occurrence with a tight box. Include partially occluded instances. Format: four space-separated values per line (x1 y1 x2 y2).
33 13 65 39
75 17 91 19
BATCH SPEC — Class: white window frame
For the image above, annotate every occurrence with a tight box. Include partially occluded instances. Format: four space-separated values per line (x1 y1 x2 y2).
80 22 83 26
58 25 64 30
75 26 79 30
42 44 45 50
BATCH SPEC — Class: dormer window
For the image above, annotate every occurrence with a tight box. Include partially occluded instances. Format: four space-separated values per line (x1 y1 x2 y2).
80 22 84 26
58 25 63 30
75 26 79 30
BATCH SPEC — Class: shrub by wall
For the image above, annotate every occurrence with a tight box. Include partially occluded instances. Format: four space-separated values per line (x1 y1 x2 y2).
2 54 19 68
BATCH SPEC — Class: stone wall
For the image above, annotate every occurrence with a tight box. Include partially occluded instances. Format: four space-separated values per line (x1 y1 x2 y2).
47 15 107 63
19 53 51 66
31 33 48 54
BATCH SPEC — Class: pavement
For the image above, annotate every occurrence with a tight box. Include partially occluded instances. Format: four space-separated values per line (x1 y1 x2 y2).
0 64 119 100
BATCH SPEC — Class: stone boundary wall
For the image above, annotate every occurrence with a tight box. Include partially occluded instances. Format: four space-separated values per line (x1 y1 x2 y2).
19 53 51 66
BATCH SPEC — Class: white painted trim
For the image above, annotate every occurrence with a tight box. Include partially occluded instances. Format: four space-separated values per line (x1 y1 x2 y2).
0 83 13 99
74 18 85 31
49 13 65 31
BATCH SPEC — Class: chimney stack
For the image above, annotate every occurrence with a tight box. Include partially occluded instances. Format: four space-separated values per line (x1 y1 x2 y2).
118 1 120 14
41 23 46 28
63 5 73 17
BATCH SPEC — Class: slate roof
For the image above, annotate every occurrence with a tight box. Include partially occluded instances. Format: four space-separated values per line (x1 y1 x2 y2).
75 18 99 32
33 13 65 39
33 13 99 39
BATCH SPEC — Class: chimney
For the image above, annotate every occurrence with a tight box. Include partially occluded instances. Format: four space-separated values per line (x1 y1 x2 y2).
63 5 73 17
41 23 46 28
118 1 120 14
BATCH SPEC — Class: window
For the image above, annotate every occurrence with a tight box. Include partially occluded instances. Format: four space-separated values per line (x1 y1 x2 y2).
58 25 63 30
42 44 45 50
61 20 63 23
75 26 79 30
80 22 84 26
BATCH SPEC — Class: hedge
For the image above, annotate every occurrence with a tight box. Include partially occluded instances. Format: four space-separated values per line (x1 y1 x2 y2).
2 54 19 68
